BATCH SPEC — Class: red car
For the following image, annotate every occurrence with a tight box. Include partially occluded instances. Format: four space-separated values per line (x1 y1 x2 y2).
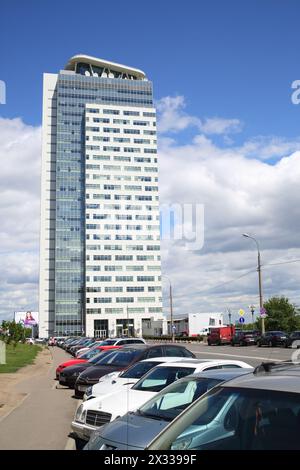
55 345 120 379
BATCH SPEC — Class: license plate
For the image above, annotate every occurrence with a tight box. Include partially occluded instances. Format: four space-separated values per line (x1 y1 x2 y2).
77 385 87 391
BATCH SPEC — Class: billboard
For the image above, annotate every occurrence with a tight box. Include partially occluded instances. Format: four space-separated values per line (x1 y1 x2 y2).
14 312 39 337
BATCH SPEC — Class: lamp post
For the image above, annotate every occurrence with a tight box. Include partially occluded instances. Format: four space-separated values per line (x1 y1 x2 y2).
227 308 232 325
242 234 265 335
249 304 255 326
162 275 175 342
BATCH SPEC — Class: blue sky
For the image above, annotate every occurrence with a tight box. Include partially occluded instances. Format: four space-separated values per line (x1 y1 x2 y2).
2 0 300 321
1 0 300 139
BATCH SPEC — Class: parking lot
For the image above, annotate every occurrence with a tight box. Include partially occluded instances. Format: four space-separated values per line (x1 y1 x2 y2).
184 342 298 366
0 341 297 450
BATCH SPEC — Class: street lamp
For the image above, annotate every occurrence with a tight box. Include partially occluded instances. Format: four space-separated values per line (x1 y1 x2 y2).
162 275 175 342
227 308 232 325
242 233 265 334
249 304 255 326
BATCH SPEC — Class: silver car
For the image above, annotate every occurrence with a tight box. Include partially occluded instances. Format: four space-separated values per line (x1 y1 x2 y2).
84 368 253 450
147 362 300 450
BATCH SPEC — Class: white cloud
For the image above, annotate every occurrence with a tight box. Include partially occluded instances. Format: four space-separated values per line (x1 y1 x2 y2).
156 96 201 133
158 125 300 320
2 101 300 325
200 117 242 135
0 118 41 320
156 95 243 136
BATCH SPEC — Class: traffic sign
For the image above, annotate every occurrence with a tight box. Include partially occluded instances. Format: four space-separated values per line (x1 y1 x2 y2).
260 307 267 318
238 309 245 316
239 317 245 324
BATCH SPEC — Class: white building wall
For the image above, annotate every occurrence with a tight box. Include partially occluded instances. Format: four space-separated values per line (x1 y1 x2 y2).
188 312 224 336
84 103 163 337
39 73 58 338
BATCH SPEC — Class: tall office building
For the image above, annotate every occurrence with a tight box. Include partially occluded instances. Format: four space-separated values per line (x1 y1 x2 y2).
39 55 163 338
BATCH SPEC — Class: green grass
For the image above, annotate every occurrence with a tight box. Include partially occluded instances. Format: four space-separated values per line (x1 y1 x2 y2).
0 343 42 373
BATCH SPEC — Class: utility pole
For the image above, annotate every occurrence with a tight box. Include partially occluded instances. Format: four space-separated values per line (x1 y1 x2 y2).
170 283 174 342
162 275 175 342
242 234 265 335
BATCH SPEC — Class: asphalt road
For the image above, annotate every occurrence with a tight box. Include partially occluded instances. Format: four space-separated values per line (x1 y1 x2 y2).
0 342 297 450
184 342 299 367
0 347 77 450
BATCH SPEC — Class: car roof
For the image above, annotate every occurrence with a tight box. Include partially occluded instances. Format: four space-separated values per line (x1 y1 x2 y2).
222 365 300 393
120 344 187 351
187 368 254 381
139 357 191 363
107 337 145 341
147 359 251 368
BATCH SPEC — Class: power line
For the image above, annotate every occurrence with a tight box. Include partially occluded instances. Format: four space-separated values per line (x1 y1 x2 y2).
263 259 300 267
162 258 300 300
169 267 258 298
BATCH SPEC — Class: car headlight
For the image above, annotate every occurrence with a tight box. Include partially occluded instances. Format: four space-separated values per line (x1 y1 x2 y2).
75 404 87 423
98 372 116 383
86 386 93 397
171 437 192 450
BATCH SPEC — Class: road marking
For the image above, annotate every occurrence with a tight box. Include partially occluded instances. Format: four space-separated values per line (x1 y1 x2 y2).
189 349 285 362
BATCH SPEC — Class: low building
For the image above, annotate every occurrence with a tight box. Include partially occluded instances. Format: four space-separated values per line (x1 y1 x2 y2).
142 312 224 337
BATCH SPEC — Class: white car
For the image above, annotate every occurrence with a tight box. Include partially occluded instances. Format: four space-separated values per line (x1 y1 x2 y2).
83 357 187 401
76 337 146 358
72 358 251 442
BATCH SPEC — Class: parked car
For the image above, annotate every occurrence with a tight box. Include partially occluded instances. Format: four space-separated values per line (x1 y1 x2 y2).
75 341 105 357
257 331 289 347
66 338 90 354
75 337 146 357
231 330 259 346
84 367 253 450
285 331 300 348
56 345 121 379
84 357 189 401
70 339 97 356
146 362 300 450
207 326 235 345
58 348 123 388
74 344 196 397
72 358 251 442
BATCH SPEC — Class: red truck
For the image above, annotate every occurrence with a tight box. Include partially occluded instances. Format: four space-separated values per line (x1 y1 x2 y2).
207 325 235 346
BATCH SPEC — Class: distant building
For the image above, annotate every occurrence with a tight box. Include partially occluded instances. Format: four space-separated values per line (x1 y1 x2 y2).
39 55 163 338
168 312 224 336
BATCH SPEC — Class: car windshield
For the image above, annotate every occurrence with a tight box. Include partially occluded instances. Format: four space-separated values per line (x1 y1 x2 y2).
120 361 163 379
164 387 300 450
93 349 142 367
79 348 102 360
98 339 117 346
138 377 222 422
87 349 115 364
133 366 196 393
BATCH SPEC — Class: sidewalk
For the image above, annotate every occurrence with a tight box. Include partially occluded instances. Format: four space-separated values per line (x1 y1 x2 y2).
0 347 78 449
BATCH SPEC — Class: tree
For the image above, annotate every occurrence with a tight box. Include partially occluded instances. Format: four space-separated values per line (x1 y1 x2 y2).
255 296 300 332
0 320 27 345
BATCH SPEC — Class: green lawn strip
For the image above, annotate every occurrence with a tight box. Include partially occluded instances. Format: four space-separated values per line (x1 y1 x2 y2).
0 343 42 373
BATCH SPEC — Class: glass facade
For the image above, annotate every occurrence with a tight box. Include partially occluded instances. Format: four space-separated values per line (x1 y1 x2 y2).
54 73 154 335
